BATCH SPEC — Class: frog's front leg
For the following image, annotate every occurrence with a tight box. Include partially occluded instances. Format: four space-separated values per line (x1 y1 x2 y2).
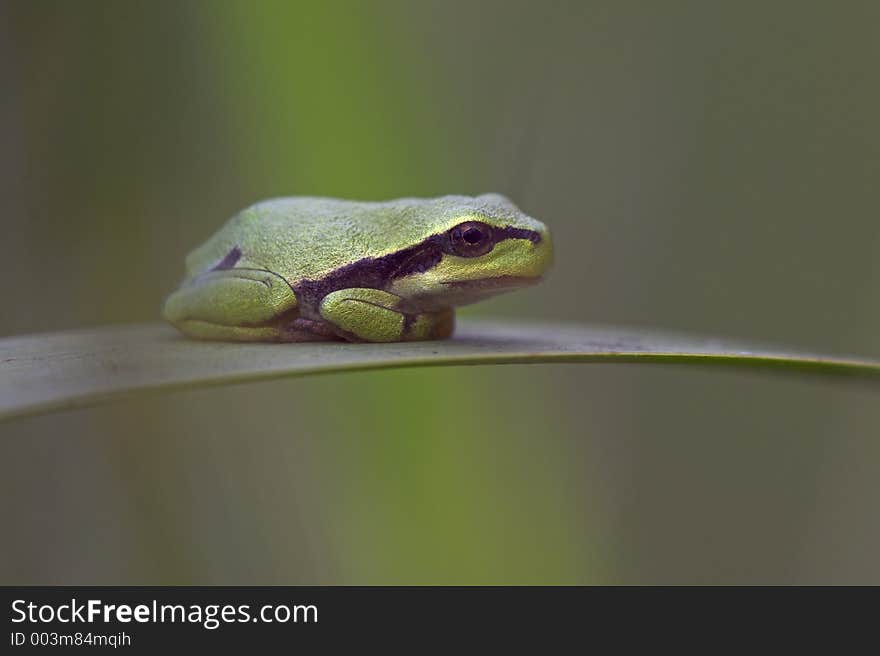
319 288 454 342
163 268 311 342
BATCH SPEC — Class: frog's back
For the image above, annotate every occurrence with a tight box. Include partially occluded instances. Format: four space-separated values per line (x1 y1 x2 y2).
184 195 531 283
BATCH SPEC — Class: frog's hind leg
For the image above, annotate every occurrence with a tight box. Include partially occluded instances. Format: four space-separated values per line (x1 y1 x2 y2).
163 268 326 342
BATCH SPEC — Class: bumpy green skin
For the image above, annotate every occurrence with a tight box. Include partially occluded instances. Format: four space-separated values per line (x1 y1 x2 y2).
163 194 552 342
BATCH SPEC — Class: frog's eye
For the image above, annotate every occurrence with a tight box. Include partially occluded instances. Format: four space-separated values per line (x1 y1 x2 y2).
448 221 494 257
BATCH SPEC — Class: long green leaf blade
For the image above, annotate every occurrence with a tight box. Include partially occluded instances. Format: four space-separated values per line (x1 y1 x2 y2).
1 320 877 422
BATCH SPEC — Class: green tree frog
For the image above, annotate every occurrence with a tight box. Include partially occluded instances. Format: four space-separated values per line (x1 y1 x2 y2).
162 194 552 342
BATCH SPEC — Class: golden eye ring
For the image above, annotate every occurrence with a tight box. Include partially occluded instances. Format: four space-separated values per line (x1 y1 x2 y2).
448 221 494 257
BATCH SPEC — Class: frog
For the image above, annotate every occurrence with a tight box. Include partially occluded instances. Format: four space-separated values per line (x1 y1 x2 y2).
162 194 553 343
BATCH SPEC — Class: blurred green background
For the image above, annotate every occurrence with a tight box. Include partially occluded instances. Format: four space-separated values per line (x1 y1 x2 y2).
2 0 879 584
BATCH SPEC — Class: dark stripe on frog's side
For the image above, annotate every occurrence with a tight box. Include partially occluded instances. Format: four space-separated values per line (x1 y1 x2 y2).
292 225 542 313
291 237 442 312
210 245 242 271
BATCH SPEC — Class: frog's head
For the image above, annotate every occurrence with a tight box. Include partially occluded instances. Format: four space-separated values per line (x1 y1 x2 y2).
388 193 553 310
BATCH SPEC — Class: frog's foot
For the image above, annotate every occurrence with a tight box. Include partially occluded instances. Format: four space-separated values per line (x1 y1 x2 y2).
162 268 305 342
278 318 344 342
319 288 455 343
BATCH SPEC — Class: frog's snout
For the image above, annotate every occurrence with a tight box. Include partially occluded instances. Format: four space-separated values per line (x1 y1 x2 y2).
504 224 552 281
479 226 553 282
529 227 553 277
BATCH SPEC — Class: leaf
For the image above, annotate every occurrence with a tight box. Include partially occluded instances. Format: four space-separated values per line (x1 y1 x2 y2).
1 319 878 422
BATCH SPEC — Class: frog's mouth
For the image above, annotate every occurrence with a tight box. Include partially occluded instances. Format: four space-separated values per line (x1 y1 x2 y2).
398 275 544 312
440 275 543 291
412 275 543 309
